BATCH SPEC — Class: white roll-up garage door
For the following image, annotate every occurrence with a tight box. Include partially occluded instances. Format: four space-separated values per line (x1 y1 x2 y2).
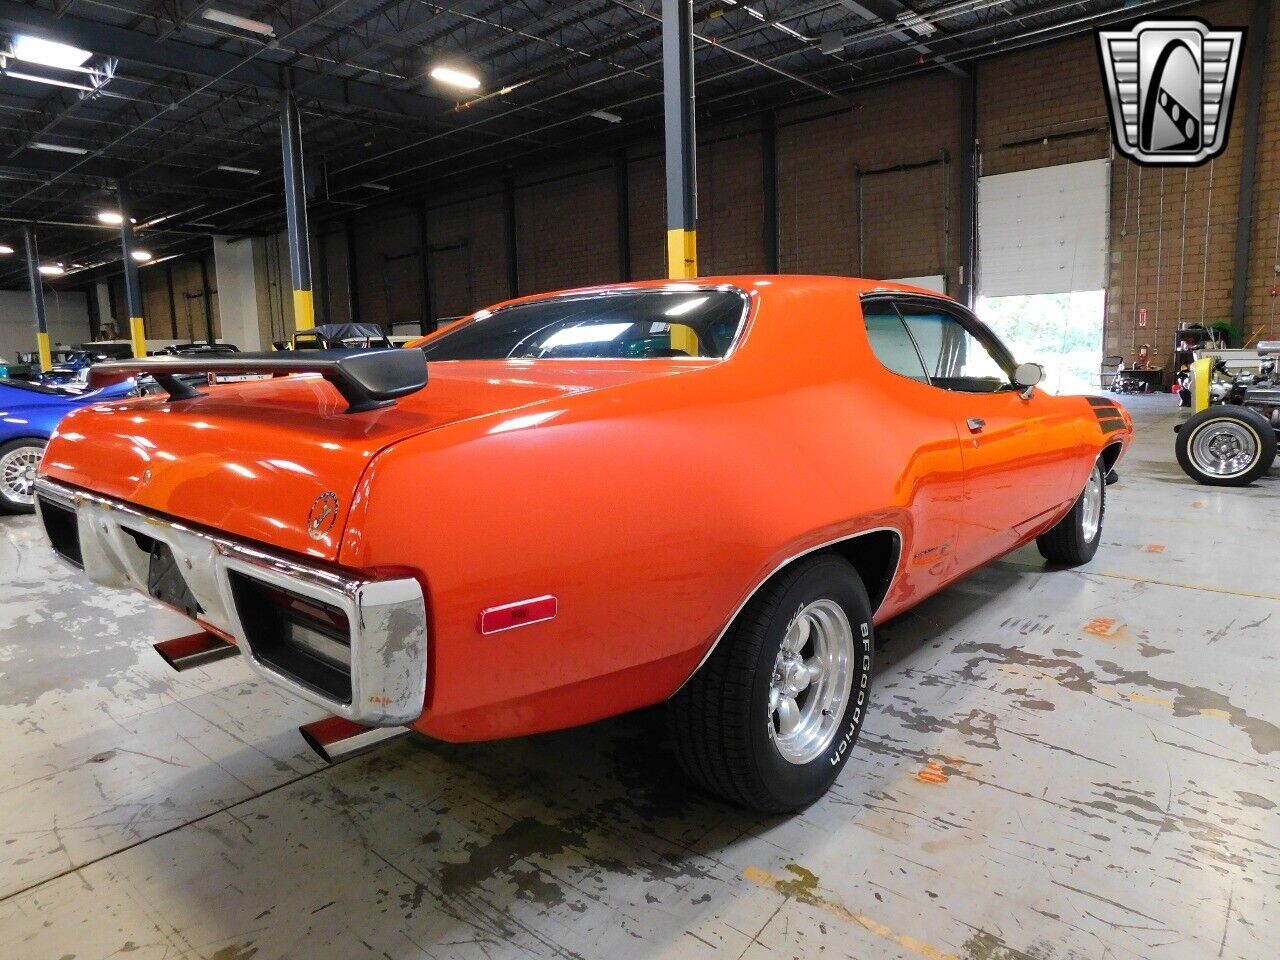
977 159 1109 298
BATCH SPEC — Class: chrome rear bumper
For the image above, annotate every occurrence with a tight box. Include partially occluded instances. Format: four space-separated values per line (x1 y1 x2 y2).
34 476 427 726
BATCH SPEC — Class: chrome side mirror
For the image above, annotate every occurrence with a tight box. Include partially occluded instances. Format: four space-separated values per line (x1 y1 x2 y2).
1013 362 1044 399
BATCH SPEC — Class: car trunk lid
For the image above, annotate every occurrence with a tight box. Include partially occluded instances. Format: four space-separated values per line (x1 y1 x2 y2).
40 361 703 561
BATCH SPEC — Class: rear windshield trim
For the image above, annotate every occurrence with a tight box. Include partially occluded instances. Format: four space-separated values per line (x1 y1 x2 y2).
428 284 752 362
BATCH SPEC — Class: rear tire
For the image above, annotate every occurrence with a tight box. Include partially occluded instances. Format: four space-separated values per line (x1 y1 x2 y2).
1037 458 1105 565
0 438 45 515
1175 406 1277 487
667 554 873 813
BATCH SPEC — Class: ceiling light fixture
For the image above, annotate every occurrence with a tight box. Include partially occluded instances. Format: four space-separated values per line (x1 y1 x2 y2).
97 211 122 225
429 65 481 90
2 69 95 92
131 250 152 262
216 164 260 175
38 264 65 276
0 244 13 255
896 11 937 37
31 141 88 155
201 9 275 36
361 182 392 192
590 110 622 123
11 34 92 70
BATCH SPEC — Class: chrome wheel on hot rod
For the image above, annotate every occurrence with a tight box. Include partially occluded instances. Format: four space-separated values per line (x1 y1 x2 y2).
1175 406 1277 487
667 554 873 812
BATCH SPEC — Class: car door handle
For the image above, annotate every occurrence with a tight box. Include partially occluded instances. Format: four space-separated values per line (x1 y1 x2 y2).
966 417 986 434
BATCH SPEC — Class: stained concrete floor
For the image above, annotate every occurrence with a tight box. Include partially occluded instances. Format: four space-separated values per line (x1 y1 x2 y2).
0 393 1277 960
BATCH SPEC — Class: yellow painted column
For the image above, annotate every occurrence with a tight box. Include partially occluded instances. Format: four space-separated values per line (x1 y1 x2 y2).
129 317 147 360
36 331 52 373
293 289 315 331
666 228 698 280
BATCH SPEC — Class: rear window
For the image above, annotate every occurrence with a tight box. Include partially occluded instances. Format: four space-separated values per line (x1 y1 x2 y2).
420 289 748 361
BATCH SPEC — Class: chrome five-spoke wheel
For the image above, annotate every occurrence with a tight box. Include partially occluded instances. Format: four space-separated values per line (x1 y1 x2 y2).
768 598 854 765
1080 462 1104 542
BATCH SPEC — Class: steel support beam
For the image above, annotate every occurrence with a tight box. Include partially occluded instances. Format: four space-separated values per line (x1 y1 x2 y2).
346 222 360 323
663 0 698 280
281 91 314 331
199 252 215 344
22 226 51 372
956 71 978 307
762 113 779 274
615 151 632 281
165 264 179 339
417 205 434 330
115 181 147 358
504 177 520 298
1230 0 1270 334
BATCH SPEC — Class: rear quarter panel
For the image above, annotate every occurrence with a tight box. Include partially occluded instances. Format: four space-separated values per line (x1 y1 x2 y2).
341 282 967 741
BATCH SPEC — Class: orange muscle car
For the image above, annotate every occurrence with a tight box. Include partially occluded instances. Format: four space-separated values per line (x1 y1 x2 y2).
35 277 1131 811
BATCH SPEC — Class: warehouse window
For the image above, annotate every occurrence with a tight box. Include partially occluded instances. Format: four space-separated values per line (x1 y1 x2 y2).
420 289 748 361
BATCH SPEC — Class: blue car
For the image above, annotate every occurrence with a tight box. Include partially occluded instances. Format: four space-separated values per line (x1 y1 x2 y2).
0 377 140 514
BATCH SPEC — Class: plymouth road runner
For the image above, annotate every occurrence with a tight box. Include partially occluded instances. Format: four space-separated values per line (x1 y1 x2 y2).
34 277 1131 811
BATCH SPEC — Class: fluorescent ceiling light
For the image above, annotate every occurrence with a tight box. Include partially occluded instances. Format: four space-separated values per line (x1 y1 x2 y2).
202 8 275 36
361 182 391 192
665 296 709 317
131 250 152 262
0 244 13 255
97 211 122 225
774 22 811 42
12 35 92 70
38 264 65 276
31 141 88 155
429 65 481 90
590 110 622 123
217 164 260 175
2 69 95 92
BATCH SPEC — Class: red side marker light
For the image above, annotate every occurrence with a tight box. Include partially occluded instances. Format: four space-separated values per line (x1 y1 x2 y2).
478 595 558 635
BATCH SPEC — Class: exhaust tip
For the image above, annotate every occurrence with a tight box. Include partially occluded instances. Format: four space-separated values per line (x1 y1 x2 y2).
299 716 409 763
154 632 239 672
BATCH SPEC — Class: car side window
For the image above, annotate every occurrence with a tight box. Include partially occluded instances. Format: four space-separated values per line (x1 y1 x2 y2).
862 302 930 384
898 306 1012 393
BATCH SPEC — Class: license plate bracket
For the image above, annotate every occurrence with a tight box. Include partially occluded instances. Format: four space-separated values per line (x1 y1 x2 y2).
147 540 202 618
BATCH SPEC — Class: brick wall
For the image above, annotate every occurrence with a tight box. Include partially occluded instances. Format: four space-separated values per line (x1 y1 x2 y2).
424 192 510 319
515 165 619 294
298 0 1277 378
1243 0 1280 342
777 73 963 286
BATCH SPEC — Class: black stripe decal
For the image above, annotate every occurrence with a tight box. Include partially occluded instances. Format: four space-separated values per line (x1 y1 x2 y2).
1086 396 1117 408
1099 421 1126 434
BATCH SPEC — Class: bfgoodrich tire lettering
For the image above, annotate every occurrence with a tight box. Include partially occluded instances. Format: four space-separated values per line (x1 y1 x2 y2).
667 554 873 812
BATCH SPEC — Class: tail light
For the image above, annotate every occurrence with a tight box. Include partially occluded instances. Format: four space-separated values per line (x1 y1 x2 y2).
227 572 353 702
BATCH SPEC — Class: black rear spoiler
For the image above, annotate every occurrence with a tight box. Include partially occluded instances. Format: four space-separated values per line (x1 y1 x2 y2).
87 349 428 414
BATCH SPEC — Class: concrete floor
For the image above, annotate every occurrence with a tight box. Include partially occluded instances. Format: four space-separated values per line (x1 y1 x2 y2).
0 393 1276 960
